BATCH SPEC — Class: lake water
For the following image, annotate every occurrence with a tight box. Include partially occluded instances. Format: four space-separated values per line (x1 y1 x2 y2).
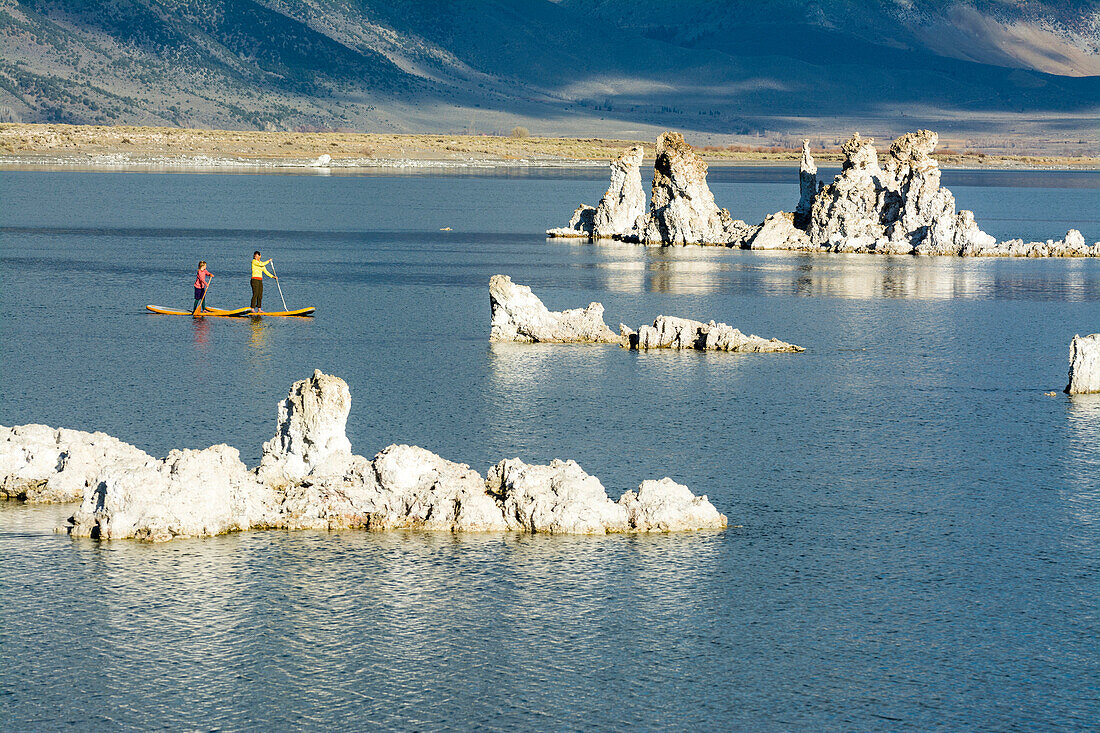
1 167 1098 730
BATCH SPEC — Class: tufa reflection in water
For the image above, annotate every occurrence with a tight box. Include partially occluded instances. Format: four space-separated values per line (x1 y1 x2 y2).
577 243 1100 300
2 502 725 729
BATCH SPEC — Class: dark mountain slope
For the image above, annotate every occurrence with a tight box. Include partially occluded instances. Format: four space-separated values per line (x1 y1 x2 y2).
12 0 416 91
292 0 1097 114
558 0 1100 76
0 0 1097 149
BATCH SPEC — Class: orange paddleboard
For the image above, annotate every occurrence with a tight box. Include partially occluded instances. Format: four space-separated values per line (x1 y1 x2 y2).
147 305 251 317
207 306 316 317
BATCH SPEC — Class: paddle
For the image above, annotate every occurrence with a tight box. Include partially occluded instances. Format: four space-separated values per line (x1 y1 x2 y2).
193 274 213 317
269 260 289 312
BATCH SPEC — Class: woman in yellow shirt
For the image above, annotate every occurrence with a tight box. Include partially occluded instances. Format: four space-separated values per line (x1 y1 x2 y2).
250 251 276 312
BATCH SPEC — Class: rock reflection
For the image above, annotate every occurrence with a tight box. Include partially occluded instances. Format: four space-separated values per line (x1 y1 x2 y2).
486 343 615 443
585 239 648 293
488 341 613 394
1065 396 1100 525
630 348 748 390
0 502 725 730
785 257 994 299
645 253 728 294
589 243 729 294
64 531 256 719
595 260 647 294
580 244 1099 300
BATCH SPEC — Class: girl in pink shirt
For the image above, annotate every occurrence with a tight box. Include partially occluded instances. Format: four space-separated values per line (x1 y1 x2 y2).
193 261 214 313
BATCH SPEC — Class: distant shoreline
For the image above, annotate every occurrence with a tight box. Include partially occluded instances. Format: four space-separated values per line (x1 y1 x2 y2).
0 153 610 172
3 123 1098 172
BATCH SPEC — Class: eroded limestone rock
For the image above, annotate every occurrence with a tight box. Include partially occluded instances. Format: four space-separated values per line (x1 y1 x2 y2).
963 229 1100 258
546 204 597 238
258 370 353 484
487 458 727 533
621 316 804 353
275 454 377 530
545 128 1091 257
885 130 965 253
807 130 1003 256
1066 333 1100 394
488 276 804 354
619 478 727 531
368 444 503 530
547 145 646 239
0 425 152 503
0 370 735 541
70 438 733 541
283 445 507 532
636 132 742 245
592 145 647 238
546 135 746 246
68 445 278 541
488 457 629 534
798 133 1090 256
488 274 620 344
488 276 803 354
747 211 813 250
944 210 998 255
807 132 894 251
795 139 817 229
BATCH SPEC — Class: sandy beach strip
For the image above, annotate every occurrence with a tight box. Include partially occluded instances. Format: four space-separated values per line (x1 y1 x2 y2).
2 123 1098 171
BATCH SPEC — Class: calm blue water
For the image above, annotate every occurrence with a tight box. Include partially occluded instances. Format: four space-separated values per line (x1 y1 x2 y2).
1 167 1098 731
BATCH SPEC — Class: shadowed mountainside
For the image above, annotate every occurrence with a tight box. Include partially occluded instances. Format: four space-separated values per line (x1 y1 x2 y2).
0 0 1097 150
558 0 1100 77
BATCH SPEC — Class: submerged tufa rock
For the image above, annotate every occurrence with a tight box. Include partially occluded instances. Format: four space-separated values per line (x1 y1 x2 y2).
1066 333 1100 394
962 229 1100 258
488 274 620 344
546 204 597 239
619 478 727 532
488 458 629 534
283 444 508 532
620 316 804 353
